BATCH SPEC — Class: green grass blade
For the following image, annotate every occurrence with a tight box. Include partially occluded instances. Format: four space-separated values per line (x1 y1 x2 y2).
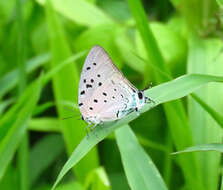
0 99 15 115
42 51 86 85
216 0 223 7
115 125 168 190
145 74 223 106
0 53 50 98
37 0 113 27
0 86 33 141
17 134 29 190
29 117 60 132
0 74 42 179
16 0 29 188
32 101 55 116
0 165 19 189
84 167 110 190
30 134 64 185
126 0 170 82
172 143 223 155
73 24 122 68
191 94 223 128
135 22 187 72
115 27 145 73
0 52 84 141
51 73 223 190
45 0 99 182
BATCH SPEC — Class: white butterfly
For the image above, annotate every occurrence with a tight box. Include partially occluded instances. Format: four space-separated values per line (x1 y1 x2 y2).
78 45 153 130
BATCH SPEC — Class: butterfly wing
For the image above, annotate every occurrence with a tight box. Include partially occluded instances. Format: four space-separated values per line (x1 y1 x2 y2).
78 45 138 122
85 72 136 121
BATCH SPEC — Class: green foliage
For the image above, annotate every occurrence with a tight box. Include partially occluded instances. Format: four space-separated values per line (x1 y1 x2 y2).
0 0 223 190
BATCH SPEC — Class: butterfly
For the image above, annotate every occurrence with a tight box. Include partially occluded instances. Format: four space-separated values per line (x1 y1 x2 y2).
78 45 153 131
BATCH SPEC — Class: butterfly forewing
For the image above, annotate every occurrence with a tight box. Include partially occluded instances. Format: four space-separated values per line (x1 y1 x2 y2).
78 45 138 123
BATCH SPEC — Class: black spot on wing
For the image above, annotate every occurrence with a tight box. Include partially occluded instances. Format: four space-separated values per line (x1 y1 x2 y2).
90 79 94 83
79 103 83 106
86 67 91 70
86 84 92 88
103 92 107 96
98 82 102 86
94 99 98 103
93 62 96 66
116 110 119 118
131 88 136 93
80 90 85 95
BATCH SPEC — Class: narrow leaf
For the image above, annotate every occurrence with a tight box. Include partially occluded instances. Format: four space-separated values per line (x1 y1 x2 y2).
172 144 223 155
191 94 223 128
0 74 42 179
115 125 168 190
37 0 113 27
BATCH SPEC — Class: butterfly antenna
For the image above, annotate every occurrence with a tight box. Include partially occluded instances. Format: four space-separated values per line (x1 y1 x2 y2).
62 106 81 117
62 116 75 120
146 96 156 105
61 115 82 120
143 82 153 91
62 106 76 113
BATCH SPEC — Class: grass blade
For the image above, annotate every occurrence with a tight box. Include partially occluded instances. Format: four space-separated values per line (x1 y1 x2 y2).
0 99 15 115
16 0 29 188
30 134 64 185
172 143 223 155
29 117 60 132
115 125 168 190
0 52 84 142
37 0 113 27
45 0 99 181
145 74 223 106
0 53 50 98
0 74 42 179
84 167 110 190
191 94 223 128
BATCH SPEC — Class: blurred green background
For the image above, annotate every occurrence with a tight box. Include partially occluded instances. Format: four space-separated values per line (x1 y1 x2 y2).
0 0 223 190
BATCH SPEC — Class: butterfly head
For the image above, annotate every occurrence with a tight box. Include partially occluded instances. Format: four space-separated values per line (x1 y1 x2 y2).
136 90 154 110
135 91 147 110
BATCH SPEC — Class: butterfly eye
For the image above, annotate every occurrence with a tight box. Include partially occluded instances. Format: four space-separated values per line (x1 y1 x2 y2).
138 92 143 99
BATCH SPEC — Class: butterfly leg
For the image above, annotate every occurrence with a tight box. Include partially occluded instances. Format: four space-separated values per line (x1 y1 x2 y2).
135 107 140 116
85 122 93 138
90 123 97 131
90 123 99 138
146 96 155 105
